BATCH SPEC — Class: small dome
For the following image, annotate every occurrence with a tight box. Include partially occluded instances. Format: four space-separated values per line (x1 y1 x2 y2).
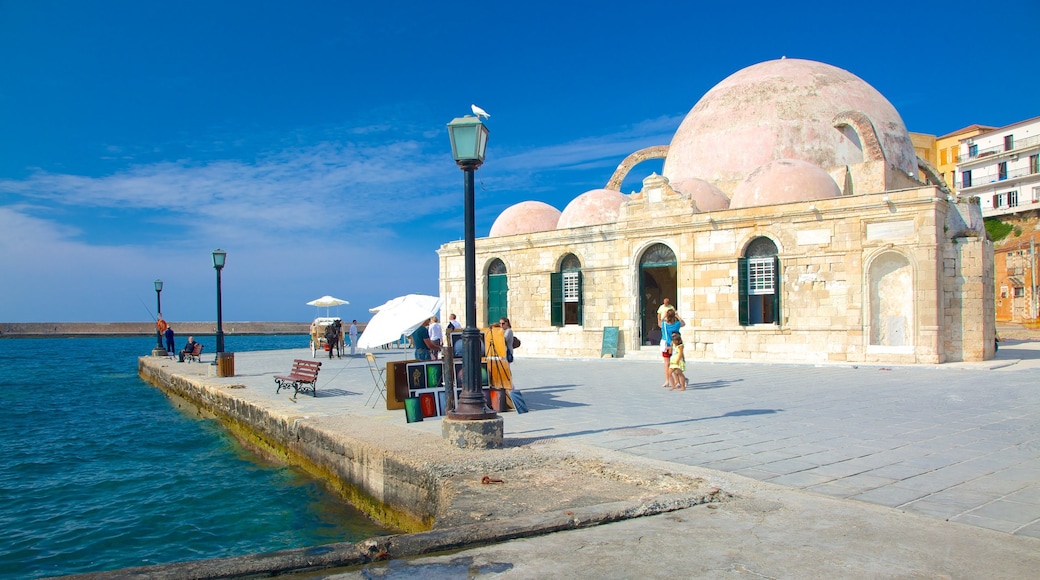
489 201 561 237
671 178 730 212
557 189 626 229
730 159 841 209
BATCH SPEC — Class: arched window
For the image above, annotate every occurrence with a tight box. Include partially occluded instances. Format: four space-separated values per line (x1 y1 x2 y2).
738 237 781 325
551 253 583 326
486 259 508 325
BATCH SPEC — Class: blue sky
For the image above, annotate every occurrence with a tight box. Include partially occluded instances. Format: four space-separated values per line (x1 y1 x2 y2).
1 0 1037 323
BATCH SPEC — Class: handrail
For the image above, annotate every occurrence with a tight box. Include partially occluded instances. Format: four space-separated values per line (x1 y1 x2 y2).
958 134 1040 163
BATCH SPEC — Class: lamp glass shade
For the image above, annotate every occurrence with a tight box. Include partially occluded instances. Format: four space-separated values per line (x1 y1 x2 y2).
447 116 489 163
212 249 227 269
154 279 163 292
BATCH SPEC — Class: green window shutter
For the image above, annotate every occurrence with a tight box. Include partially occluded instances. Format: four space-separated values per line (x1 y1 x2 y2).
576 271 583 326
550 272 563 327
738 257 749 326
771 256 781 325
487 274 508 324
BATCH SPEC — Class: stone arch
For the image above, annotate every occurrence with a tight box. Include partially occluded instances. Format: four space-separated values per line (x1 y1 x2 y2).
605 145 670 191
866 250 915 348
832 110 885 164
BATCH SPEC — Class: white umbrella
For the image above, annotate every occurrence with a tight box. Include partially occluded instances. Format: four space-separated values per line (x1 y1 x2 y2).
306 295 349 317
357 294 442 350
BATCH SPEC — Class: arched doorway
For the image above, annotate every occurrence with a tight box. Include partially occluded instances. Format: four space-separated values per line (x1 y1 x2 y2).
486 258 508 327
639 243 677 345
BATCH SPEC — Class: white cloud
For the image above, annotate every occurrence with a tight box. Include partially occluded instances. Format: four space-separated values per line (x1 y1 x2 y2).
0 114 680 321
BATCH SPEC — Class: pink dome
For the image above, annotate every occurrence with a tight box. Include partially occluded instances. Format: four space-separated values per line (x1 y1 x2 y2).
671 178 730 212
489 201 561 237
729 159 841 209
663 58 916 185
557 189 626 229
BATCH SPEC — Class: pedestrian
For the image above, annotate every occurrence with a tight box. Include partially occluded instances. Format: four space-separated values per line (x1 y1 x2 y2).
660 309 685 387
656 298 675 328
428 316 443 360
669 332 687 391
447 314 462 330
349 320 358 355
411 318 435 361
164 325 176 355
499 317 515 363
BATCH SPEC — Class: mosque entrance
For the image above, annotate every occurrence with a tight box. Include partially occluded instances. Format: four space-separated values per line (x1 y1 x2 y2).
639 244 677 346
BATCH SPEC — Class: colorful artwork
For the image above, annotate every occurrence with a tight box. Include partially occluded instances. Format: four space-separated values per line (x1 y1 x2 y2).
407 363 427 389
419 392 437 418
425 362 443 389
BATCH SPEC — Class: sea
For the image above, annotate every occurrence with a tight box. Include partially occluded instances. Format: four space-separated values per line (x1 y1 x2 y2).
0 335 392 579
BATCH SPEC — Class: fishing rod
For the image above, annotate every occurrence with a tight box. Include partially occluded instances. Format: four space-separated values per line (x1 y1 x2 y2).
137 295 157 322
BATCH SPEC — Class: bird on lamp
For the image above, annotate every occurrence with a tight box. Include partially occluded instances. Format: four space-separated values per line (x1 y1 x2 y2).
471 104 490 119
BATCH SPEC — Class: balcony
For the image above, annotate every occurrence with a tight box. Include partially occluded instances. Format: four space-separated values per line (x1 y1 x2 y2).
957 165 1040 190
958 134 1040 163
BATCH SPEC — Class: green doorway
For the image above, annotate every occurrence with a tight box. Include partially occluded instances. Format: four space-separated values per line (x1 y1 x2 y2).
639 244 677 345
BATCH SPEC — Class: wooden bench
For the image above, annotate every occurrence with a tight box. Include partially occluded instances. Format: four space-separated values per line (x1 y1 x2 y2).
181 343 203 363
274 359 322 397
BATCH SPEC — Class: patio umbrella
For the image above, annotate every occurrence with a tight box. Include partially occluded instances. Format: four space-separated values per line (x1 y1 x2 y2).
357 294 442 350
306 295 349 317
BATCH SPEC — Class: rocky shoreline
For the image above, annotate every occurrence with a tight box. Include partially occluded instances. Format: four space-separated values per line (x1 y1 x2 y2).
0 322 310 337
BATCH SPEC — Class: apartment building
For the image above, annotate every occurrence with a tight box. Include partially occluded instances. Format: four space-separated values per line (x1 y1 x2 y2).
956 116 1040 218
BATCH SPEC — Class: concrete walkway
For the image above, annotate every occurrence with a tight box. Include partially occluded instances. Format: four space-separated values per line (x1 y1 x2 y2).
133 338 1040 578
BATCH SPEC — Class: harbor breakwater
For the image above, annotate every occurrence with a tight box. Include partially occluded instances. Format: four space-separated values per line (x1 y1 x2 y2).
1 322 310 337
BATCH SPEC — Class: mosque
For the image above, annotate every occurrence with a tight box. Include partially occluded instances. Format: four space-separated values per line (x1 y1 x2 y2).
437 58 995 364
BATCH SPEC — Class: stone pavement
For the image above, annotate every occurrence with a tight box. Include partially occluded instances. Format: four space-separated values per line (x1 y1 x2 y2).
134 338 1040 577
401 339 1040 538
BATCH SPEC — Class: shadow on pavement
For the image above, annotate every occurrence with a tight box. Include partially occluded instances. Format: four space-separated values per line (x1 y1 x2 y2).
524 408 783 442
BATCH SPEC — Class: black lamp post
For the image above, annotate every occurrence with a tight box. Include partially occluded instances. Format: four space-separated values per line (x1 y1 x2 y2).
212 249 226 354
154 279 164 349
446 115 496 421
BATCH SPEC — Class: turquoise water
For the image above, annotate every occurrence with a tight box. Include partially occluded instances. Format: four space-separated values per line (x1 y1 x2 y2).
0 335 391 578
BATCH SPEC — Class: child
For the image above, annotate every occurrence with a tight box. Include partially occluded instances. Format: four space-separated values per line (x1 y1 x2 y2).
669 332 687 391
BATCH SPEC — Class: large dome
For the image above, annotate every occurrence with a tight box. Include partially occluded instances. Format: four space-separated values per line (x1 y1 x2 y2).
489 201 561 237
662 58 916 186
557 189 626 229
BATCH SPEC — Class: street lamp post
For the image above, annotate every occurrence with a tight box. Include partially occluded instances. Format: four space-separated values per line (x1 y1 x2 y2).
446 115 497 422
152 279 166 356
212 249 226 354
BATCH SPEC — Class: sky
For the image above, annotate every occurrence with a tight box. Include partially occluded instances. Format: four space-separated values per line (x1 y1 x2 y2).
2 0 1038 324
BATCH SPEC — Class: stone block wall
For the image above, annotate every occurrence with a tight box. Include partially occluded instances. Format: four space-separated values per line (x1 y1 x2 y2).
438 186 994 364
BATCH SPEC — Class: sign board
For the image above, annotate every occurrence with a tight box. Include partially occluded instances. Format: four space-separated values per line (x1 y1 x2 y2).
600 326 619 358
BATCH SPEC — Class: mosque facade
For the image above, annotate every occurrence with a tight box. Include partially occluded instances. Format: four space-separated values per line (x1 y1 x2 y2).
437 58 995 364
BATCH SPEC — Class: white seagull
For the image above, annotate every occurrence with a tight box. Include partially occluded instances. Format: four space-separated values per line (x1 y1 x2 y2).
471 104 490 119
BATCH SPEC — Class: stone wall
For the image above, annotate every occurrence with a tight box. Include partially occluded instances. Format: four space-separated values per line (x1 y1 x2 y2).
0 321 310 337
438 185 994 364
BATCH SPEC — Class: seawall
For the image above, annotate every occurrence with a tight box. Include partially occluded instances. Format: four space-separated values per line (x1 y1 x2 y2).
137 356 441 532
1 321 310 337
126 352 722 577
